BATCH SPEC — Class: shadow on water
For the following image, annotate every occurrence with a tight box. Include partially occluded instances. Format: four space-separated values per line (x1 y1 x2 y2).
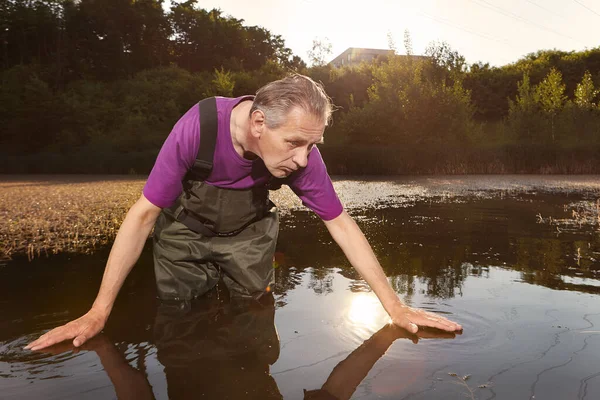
1 186 600 399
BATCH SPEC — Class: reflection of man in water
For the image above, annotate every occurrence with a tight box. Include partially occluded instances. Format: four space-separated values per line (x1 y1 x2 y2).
60 294 455 399
153 293 281 399
27 74 460 353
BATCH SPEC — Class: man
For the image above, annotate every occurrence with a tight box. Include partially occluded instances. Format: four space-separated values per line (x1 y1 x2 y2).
26 74 461 351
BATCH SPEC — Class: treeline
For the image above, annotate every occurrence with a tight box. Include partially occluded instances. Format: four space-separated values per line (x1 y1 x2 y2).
1 0 303 81
322 45 600 174
1 0 600 174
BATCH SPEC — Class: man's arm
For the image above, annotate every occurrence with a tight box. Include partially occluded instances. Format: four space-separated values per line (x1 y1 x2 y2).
25 194 161 351
323 211 462 333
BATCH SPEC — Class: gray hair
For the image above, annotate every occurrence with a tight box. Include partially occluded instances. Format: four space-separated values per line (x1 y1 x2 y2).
250 74 333 129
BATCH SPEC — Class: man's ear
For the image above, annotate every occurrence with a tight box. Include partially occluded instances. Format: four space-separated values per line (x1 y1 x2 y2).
250 109 266 139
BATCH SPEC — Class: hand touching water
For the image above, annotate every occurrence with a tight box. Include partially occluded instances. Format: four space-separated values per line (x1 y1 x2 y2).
389 303 462 334
24 308 107 351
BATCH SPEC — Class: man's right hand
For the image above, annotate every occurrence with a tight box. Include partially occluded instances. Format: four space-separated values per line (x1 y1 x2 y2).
24 308 107 351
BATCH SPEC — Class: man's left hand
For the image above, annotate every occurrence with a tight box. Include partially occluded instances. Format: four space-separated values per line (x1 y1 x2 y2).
390 304 462 333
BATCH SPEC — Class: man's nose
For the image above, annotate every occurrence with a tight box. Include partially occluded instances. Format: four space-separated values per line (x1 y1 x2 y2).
293 148 309 168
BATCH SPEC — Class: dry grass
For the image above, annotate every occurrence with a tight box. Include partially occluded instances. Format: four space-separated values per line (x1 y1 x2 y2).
0 175 302 261
0 176 145 260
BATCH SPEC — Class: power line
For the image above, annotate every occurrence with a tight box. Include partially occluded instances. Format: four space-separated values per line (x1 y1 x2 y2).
572 0 600 18
524 0 565 20
470 0 586 46
419 11 508 45
417 11 514 65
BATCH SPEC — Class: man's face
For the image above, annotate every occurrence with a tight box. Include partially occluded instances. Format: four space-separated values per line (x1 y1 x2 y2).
255 108 325 178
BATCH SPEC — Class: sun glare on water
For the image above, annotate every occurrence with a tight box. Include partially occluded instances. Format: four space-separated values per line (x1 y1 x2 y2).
347 294 387 329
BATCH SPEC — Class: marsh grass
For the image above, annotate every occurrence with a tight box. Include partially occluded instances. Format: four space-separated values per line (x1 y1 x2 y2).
537 199 600 231
2 175 598 261
0 176 145 260
0 175 302 261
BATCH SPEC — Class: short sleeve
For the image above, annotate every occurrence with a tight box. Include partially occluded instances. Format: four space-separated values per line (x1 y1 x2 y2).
143 104 200 208
286 147 343 221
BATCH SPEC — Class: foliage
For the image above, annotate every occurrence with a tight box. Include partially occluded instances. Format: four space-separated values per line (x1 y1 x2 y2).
507 68 600 147
211 68 235 97
335 50 477 148
307 37 333 67
1 0 296 84
3 1 600 174
574 70 598 109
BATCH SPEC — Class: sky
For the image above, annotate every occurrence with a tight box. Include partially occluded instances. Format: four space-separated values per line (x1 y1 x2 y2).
181 0 600 67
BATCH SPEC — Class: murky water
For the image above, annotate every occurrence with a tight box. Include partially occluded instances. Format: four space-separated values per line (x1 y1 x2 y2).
1 177 600 399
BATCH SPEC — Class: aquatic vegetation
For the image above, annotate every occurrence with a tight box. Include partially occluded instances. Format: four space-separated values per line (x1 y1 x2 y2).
538 199 600 231
0 176 145 261
447 372 491 399
2 175 599 261
0 176 303 261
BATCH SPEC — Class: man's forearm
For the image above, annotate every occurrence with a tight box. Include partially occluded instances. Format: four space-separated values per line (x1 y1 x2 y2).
324 211 405 315
91 198 160 320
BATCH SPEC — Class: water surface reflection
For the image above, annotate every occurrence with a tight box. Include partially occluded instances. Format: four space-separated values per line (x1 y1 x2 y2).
1 183 600 399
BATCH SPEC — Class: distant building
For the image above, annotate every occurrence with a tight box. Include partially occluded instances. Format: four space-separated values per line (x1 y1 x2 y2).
329 48 394 68
329 47 425 68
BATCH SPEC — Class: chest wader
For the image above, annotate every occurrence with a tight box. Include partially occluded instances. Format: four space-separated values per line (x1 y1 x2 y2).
153 97 279 302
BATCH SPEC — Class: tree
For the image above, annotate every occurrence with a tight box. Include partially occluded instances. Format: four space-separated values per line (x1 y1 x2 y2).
507 72 541 143
424 41 467 85
307 37 332 67
510 72 536 113
535 67 567 142
403 29 413 57
574 70 598 109
387 31 397 54
211 67 234 97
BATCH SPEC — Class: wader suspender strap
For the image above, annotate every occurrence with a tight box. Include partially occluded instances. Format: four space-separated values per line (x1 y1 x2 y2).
175 97 265 237
188 97 218 181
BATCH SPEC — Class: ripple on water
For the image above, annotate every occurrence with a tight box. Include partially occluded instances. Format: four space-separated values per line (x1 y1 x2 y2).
330 292 500 368
376 305 500 367
0 336 102 381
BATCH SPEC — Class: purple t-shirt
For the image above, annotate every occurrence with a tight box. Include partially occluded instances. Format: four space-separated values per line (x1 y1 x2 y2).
143 96 343 221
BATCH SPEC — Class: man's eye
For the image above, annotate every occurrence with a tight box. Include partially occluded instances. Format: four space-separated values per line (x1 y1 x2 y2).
289 141 299 147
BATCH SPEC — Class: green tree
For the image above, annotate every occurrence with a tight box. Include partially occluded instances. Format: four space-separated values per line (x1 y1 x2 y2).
507 72 540 143
535 67 567 142
510 72 536 113
339 54 476 147
574 70 598 109
211 67 235 96
424 41 467 84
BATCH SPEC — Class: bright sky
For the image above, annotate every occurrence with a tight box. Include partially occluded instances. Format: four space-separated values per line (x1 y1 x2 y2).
186 0 599 66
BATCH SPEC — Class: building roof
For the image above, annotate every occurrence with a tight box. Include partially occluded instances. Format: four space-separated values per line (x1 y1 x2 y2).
329 47 395 67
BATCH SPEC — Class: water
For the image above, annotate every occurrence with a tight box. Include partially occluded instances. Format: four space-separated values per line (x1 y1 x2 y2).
1 177 600 399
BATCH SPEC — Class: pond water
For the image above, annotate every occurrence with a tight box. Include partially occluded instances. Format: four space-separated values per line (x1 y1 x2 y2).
1 176 600 399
